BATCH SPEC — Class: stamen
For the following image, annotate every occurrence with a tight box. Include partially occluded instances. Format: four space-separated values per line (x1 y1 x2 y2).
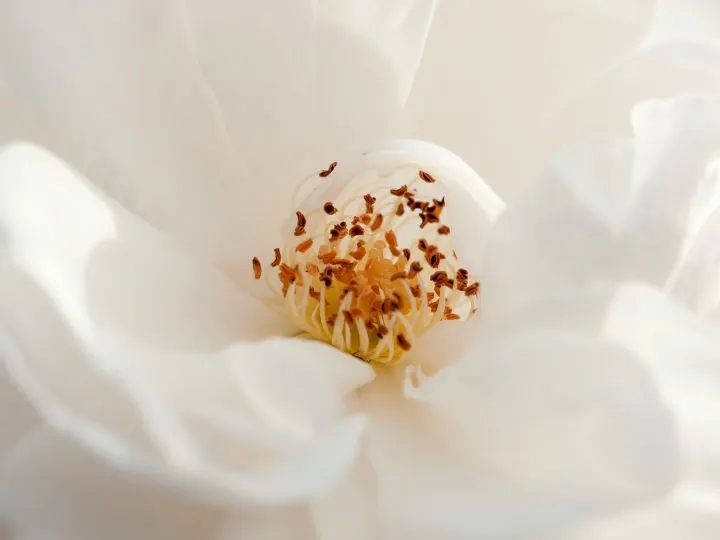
252 162 481 366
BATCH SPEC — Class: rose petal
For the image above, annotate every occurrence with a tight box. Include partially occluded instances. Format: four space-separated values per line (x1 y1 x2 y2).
0 142 286 349
643 0 720 49
555 487 720 540
0 428 224 540
0 0 252 269
483 97 720 317
404 0 655 201
215 506 316 540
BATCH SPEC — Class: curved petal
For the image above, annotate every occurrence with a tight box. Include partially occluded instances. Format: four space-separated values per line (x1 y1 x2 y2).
555 487 720 540
0 428 225 540
0 143 372 505
643 0 720 49
405 0 657 201
362 330 676 540
0 142 286 349
483 97 720 317
0 0 253 270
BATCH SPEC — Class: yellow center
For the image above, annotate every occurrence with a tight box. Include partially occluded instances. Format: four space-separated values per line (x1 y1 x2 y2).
252 162 479 365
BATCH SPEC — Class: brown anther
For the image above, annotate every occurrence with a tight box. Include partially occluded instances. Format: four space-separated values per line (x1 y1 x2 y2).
349 224 365 237
402 248 411 261
381 298 395 314
426 292 435 303
384 230 398 248
392 291 404 310
428 252 444 268
294 211 307 236
319 250 337 264
429 300 440 313
419 170 436 183
390 271 407 281
309 287 321 302
377 325 389 339
252 257 262 280
323 202 337 215
306 263 319 276
349 242 367 260
430 270 449 284
438 225 451 235
396 333 412 351
320 267 334 287
327 314 337 326
395 203 405 216
319 161 338 177
408 261 423 279
364 194 376 213
296 238 313 253
444 308 461 321
330 222 348 241
418 239 428 252
342 310 354 325
410 285 421 298
360 214 373 225
465 282 480 296
390 185 408 196
271 248 282 267
370 214 384 231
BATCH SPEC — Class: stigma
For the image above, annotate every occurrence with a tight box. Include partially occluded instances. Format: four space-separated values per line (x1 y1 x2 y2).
252 161 480 366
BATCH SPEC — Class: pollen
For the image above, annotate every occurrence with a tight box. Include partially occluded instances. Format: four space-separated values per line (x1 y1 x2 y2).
252 162 480 366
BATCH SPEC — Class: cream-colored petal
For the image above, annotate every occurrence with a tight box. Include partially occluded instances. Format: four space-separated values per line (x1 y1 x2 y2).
0 0 253 270
0 142 285 349
361 331 676 540
405 0 656 201
0 428 225 540
483 97 720 318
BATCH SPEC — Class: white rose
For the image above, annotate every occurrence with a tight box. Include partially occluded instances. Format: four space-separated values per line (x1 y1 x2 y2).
1 1 719 540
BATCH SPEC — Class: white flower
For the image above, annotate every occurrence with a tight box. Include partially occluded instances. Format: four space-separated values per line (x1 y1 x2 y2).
1 2 720 540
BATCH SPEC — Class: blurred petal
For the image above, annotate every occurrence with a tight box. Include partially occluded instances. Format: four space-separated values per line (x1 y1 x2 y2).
315 0 436 105
0 428 224 540
0 143 372 504
0 0 253 269
484 97 720 316
361 313 677 540
215 507 315 540
0 362 41 461
554 487 720 540
183 0 435 273
643 0 720 49
0 142 285 350
406 0 656 200
0 265 369 505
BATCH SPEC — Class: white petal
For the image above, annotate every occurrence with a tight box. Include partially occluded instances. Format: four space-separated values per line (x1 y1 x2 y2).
362 326 677 540
555 487 720 540
643 0 720 49
0 0 253 269
603 284 720 490
0 428 224 540
314 0 436 105
215 507 316 540
405 0 656 201
484 97 720 317
310 453 379 540
0 142 286 348
1 269 369 505
0 363 40 461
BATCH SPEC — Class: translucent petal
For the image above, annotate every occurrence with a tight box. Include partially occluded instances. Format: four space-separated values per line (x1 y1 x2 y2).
362 324 677 540
0 428 224 540
0 142 285 349
0 0 251 269
483 97 720 317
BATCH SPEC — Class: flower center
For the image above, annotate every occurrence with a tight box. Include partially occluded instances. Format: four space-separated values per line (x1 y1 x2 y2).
252 161 479 365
